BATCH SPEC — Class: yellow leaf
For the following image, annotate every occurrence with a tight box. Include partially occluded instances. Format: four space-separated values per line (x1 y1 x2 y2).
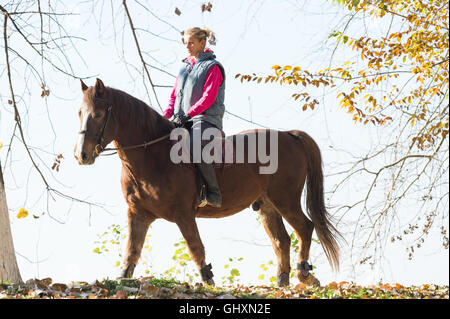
17 208 29 219
0 141 3 150
272 65 281 70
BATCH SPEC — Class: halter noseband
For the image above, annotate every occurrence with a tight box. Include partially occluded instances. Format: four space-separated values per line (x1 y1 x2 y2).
78 97 112 155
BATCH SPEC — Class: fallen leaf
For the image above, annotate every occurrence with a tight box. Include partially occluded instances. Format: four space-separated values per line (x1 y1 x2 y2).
295 283 307 290
140 284 160 297
274 290 284 298
114 290 128 299
51 283 68 292
327 281 338 290
41 278 52 286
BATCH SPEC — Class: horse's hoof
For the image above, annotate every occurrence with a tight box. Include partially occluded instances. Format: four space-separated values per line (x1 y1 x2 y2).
298 272 320 287
204 278 215 286
277 273 290 287
121 264 135 279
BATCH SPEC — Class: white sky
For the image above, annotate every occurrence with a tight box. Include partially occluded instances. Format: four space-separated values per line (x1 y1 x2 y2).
1 0 448 287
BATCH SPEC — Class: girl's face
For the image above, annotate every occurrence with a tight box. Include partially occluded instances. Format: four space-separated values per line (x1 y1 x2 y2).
183 34 206 57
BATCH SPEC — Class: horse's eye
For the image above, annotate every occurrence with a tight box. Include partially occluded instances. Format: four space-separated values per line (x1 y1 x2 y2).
94 112 102 119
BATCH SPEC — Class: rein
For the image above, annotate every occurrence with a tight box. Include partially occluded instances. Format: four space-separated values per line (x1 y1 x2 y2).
100 133 171 156
79 97 171 156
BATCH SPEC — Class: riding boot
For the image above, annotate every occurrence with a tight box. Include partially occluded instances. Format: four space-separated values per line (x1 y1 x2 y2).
195 162 222 208
195 170 208 208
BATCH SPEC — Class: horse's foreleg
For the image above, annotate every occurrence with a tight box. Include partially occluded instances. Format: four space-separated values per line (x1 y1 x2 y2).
176 217 214 286
121 209 155 278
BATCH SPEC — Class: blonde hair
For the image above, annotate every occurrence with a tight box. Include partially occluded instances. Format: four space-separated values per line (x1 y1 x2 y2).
182 27 216 45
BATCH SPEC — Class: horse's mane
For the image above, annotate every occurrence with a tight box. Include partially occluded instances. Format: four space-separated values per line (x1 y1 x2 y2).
107 87 173 139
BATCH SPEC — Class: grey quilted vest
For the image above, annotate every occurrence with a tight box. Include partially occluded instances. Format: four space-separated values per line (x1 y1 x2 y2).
173 51 225 130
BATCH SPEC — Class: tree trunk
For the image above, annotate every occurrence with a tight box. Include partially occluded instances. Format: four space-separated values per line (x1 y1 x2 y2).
0 160 23 284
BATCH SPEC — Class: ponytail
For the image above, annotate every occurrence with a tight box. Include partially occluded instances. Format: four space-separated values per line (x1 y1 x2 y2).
183 27 217 45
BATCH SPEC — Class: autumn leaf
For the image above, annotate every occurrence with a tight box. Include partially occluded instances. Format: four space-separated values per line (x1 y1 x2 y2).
40 84 50 98
0 276 448 299
201 2 212 12
17 208 29 219
327 281 338 290
230 268 240 276
236 0 449 151
179 253 190 260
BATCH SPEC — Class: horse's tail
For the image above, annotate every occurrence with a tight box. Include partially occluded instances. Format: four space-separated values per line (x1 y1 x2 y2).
289 130 342 272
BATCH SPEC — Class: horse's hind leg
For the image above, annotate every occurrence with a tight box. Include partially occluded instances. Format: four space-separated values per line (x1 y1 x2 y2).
256 196 291 287
176 216 215 285
266 192 320 287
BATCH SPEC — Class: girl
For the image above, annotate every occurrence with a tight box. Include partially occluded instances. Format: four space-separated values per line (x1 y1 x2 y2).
163 27 225 208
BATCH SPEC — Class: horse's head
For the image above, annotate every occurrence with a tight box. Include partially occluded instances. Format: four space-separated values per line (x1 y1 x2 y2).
74 78 114 165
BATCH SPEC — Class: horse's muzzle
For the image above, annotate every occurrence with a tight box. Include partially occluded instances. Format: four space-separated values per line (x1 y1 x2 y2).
75 150 96 165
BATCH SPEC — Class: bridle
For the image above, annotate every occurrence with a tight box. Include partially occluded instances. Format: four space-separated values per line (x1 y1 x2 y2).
78 97 113 155
78 97 171 156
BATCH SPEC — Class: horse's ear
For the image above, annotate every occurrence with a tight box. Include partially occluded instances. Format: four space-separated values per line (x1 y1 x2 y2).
95 78 105 97
80 79 88 92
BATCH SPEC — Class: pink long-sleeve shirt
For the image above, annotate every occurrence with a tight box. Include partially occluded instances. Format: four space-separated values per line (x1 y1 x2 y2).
163 49 223 119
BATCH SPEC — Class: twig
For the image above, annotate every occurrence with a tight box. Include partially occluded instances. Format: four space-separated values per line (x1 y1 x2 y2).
3 12 51 192
122 0 162 112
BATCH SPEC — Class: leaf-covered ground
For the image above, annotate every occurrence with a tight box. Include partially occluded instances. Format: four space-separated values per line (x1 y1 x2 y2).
0 277 448 299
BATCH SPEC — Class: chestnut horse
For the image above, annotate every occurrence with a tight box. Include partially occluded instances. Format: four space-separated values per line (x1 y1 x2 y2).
74 78 341 287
